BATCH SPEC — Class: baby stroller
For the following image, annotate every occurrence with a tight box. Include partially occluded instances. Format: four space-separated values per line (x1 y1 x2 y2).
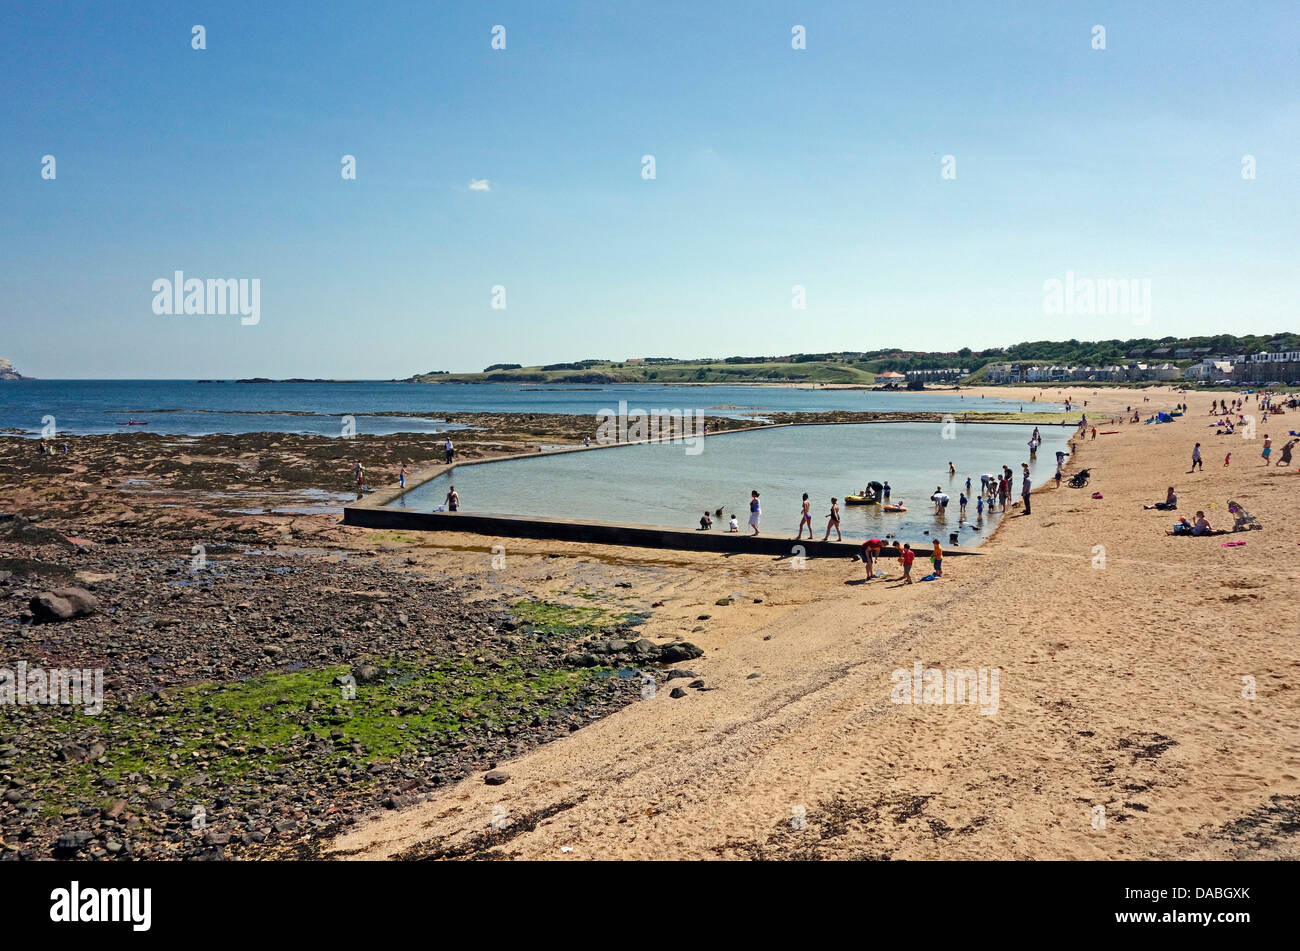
1227 500 1262 532
1067 468 1092 488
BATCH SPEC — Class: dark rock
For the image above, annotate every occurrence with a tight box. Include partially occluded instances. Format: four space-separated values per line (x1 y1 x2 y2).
669 687 687 699
658 642 704 663
484 769 510 786
55 830 94 853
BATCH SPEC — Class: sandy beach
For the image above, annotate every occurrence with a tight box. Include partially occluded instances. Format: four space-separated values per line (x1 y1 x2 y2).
330 386 1300 860
3 385 1296 861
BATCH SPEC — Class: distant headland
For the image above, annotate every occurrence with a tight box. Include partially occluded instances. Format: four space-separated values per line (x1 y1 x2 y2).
403 333 1299 387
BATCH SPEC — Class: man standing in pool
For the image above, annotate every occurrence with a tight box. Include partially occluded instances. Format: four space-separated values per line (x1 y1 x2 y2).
748 490 761 535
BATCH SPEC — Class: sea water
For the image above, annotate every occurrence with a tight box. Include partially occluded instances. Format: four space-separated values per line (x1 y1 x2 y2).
0 380 1060 436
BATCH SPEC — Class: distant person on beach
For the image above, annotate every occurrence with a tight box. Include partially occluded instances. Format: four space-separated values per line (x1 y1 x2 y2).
1224 452 1231 467
976 496 984 517
1020 464 1031 515
949 461 956 475
883 482 891 502
1191 443 1203 471
1261 435 1272 465
959 492 967 519
1145 487 1178 510
931 539 943 577
444 438 454 464
1276 439 1296 467
727 514 739 532
699 511 713 530
796 493 813 539
964 477 971 497
583 436 590 447
354 462 365 488
1054 468 1062 488
399 465 406 489
823 498 842 541
445 486 459 511
748 491 761 535
1191 511 1213 536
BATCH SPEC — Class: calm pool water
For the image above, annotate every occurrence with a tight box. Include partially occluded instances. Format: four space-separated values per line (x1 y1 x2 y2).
391 422 1071 546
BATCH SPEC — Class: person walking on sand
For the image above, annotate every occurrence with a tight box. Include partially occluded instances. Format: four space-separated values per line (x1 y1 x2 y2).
1261 434 1272 465
748 490 761 535
1276 439 1296 467
1191 443 1203 471
354 461 365 488
1020 463 1032 515
823 497 842 541
900 543 915 584
796 493 814 540
444 437 454 465
445 485 460 511
399 464 407 489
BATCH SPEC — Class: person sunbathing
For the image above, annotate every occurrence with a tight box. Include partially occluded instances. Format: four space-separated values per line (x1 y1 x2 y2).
1144 487 1177 510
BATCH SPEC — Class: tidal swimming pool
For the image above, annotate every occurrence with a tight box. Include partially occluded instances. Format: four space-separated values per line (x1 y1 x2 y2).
390 422 1071 546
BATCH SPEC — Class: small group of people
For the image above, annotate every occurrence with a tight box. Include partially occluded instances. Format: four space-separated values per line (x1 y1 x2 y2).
699 509 741 532
1192 434 1291 470
860 537 944 584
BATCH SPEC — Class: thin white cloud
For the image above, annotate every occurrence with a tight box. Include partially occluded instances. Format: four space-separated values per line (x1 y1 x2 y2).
468 178 490 191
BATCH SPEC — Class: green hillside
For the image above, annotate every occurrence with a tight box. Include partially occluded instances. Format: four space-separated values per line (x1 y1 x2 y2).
407 334 1298 386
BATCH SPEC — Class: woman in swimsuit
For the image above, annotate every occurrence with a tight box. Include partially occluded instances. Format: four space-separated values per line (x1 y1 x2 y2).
796 493 813 540
823 497 842 541
748 491 761 535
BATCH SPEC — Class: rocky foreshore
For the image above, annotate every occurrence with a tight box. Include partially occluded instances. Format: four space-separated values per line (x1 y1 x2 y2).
0 514 702 861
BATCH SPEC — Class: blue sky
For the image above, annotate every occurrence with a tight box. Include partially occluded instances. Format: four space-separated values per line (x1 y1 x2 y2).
2 1 1296 378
